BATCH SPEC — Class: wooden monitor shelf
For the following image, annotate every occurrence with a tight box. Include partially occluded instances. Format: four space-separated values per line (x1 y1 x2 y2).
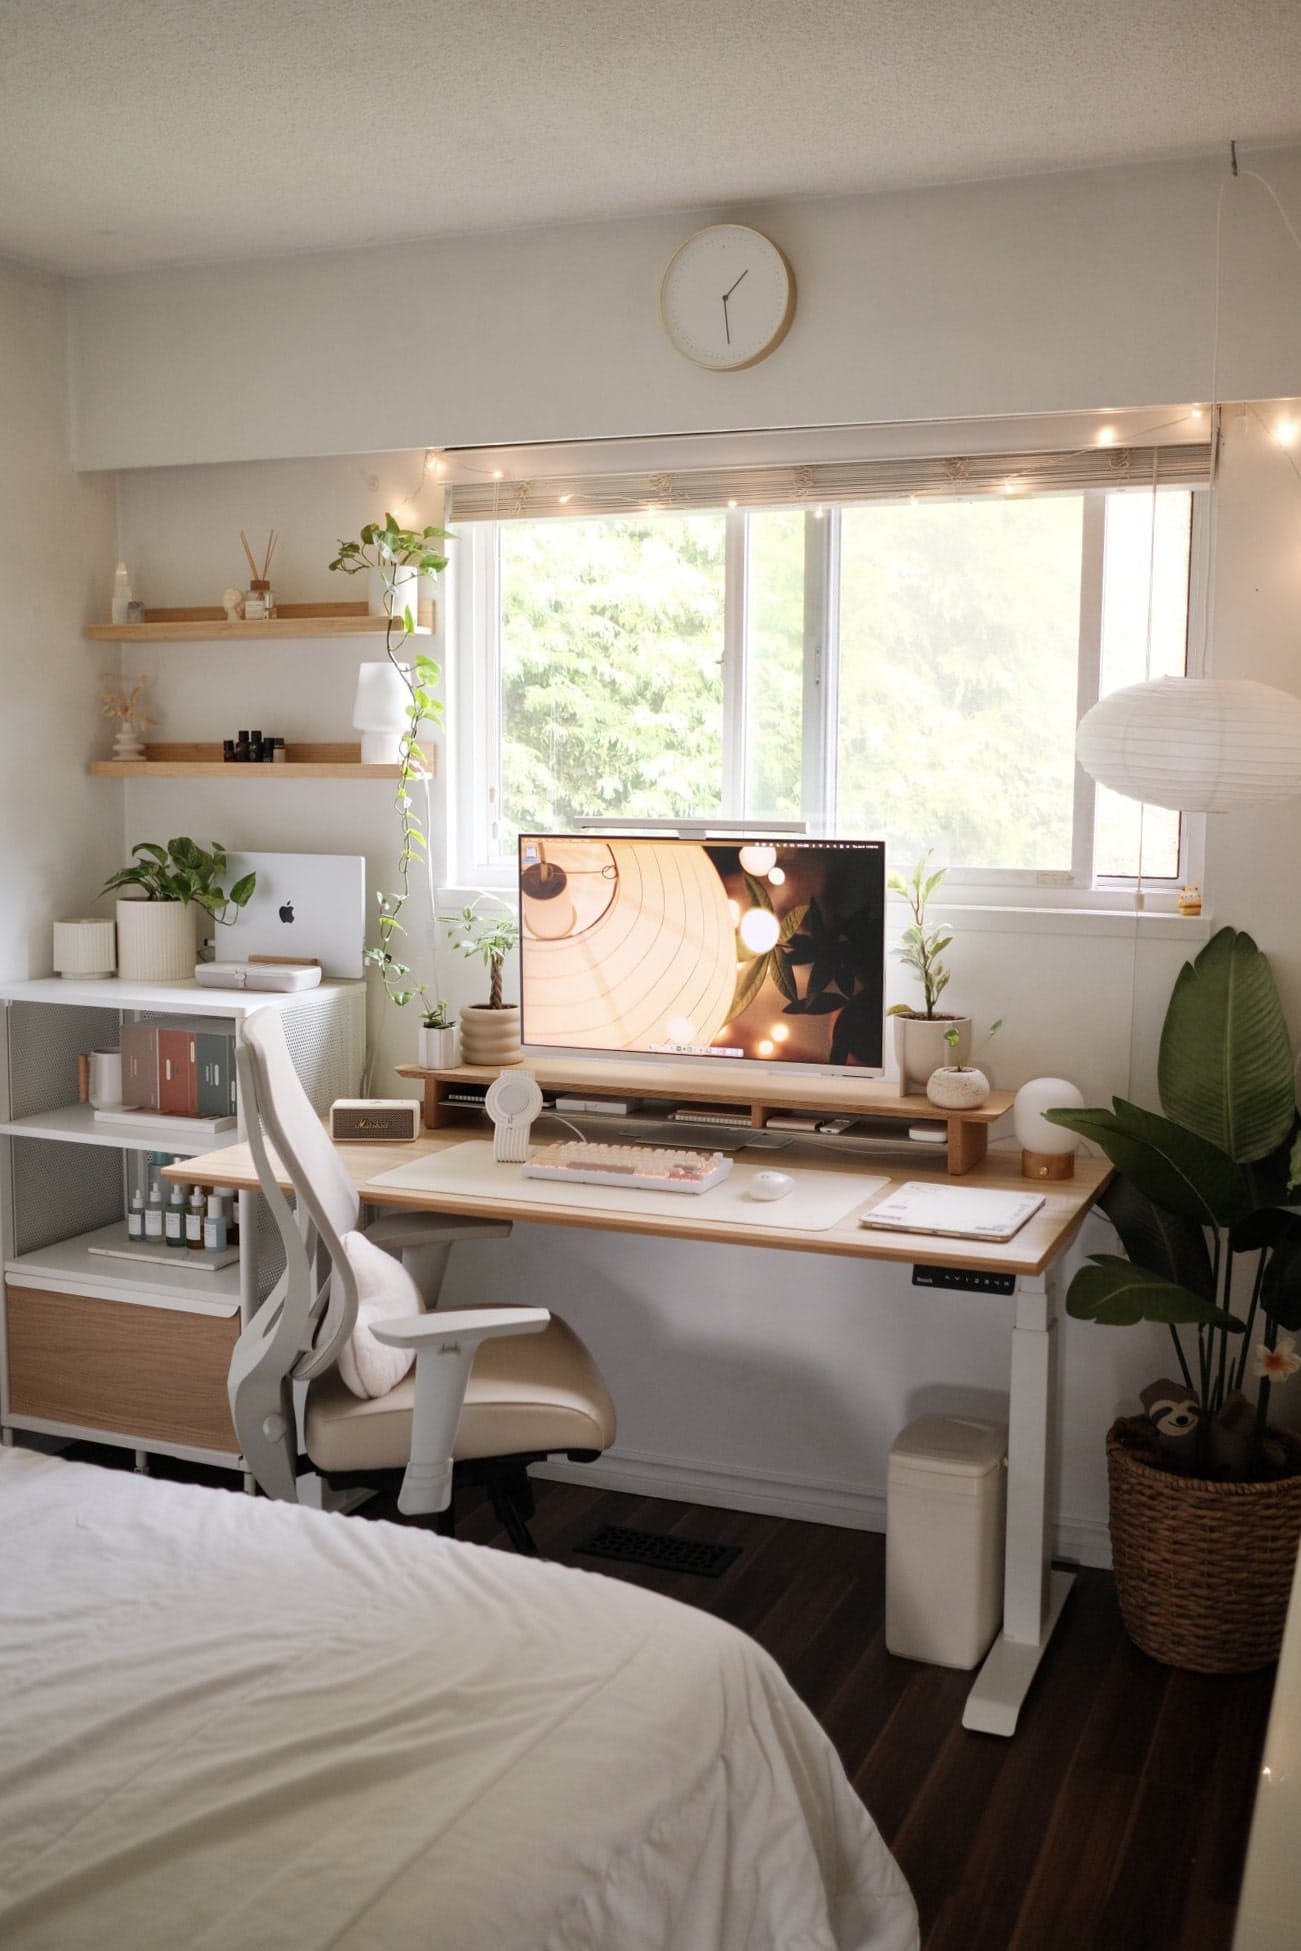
395 1057 1013 1177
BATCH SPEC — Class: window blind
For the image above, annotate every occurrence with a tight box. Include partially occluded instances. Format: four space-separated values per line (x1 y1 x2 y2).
446 441 1211 523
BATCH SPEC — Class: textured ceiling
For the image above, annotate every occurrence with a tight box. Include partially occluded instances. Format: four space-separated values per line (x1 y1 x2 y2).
2 0 1300 276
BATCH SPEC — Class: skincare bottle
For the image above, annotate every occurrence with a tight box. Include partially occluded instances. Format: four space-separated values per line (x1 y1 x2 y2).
235 729 250 762
127 1189 145 1241
145 1182 164 1241
214 1186 239 1246
203 1195 228 1253
165 1183 187 1247
111 561 133 625
186 1186 205 1247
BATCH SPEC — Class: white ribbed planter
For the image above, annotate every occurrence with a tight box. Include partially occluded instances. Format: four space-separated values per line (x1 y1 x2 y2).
417 1024 459 1068
459 1004 522 1067
893 1015 971 1093
52 917 117 979
115 899 196 983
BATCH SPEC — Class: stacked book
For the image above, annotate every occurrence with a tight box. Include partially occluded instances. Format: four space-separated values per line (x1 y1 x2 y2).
93 1024 238 1136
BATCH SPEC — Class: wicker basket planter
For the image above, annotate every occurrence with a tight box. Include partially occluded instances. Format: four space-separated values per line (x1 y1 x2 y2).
1107 1416 1301 1672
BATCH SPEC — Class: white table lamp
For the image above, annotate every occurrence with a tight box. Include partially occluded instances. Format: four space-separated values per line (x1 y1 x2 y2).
1013 1077 1086 1180
352 661 411 764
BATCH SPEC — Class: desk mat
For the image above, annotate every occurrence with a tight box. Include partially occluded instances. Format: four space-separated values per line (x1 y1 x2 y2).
369 1140 886 1233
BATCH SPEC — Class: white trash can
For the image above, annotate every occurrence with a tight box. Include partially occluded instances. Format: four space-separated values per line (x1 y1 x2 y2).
886 1414 1008 1669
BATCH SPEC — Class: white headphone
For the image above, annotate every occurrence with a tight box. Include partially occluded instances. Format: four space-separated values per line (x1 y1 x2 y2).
484 1069 544 1162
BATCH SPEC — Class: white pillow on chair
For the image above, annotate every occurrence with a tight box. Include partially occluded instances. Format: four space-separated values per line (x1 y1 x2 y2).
335 1230 421 1400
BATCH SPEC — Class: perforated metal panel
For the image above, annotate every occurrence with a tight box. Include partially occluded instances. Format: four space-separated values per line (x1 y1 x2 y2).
8 1003 120 1120
11 1139 124 1257
278 988 365 1113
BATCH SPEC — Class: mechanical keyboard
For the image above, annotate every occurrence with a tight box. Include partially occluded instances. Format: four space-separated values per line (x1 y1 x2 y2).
521 1141 733 1195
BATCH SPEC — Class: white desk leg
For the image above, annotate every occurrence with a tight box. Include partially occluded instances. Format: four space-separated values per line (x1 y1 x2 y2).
963 1265 1075 1736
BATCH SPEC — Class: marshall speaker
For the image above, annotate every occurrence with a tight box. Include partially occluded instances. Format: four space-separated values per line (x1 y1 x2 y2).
329 1098 421 1144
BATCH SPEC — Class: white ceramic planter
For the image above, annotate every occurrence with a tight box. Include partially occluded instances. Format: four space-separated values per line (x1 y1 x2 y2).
417 1024 459 1069
115 898 196 983
459 1003 522 1067
893 1014 972 1092
52 917 117 979
925 1065 991 1110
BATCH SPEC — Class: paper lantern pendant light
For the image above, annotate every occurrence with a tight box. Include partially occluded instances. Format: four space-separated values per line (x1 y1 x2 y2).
1076 676 1301 812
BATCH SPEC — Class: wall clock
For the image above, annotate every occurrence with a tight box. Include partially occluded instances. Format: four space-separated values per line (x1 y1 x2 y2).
659 225 795 371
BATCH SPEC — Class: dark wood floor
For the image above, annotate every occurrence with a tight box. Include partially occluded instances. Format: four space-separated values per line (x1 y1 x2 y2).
431 1476 1274 1951
83 1446 1275 1950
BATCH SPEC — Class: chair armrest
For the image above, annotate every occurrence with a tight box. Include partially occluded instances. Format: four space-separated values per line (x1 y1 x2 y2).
365 1212 512 1252
372 1307 548 1349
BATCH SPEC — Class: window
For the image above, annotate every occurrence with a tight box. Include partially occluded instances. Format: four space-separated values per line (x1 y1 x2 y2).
451 441 1203 897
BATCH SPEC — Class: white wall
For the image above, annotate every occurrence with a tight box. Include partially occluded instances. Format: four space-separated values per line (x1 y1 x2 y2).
0 260 119 979
85 146 1301 1559
70 147 1301 470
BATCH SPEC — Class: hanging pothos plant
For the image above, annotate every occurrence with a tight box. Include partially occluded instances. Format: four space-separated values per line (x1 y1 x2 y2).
330 513 450 1006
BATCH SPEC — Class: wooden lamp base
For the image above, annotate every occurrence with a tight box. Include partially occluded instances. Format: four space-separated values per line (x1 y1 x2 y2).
1021 1148 1076 1181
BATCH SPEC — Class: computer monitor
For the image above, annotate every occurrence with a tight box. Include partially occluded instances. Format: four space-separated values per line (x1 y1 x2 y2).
517 834 886 1075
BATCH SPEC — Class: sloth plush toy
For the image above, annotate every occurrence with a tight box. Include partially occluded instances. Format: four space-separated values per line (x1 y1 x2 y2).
1139 1378 1200 1462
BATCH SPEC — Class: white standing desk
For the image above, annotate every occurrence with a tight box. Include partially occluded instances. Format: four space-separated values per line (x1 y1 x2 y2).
177 1130 1110 1738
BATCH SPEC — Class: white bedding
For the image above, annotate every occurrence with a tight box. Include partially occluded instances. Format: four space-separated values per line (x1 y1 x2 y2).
0 1450 917 1951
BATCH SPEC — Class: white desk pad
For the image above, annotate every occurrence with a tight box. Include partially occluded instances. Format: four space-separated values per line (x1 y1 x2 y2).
369 1140 887 1233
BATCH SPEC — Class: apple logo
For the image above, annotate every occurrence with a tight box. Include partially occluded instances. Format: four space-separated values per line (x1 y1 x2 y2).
278 900 295 925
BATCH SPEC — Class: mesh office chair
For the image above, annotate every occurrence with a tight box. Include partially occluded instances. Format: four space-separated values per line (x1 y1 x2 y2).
230 1008 615 1550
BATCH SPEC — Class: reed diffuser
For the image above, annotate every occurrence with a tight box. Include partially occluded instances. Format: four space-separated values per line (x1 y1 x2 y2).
240 529 279 618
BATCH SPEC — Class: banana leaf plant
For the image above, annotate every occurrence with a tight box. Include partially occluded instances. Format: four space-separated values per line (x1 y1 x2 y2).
1045 927 1301 1480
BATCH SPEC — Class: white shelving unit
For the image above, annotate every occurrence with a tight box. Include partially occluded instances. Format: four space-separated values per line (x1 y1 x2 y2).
0 976 364 1474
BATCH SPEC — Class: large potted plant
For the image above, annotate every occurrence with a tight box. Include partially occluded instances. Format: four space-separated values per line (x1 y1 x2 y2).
448 898 522 1066
102 838 256 982
886 853 972 1090
1046 926 1301 1671
331 514 452 1035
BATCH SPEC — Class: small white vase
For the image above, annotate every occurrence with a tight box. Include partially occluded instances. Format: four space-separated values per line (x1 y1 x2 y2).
459 1004 522 1067
114 898 196 983
417 1024 459 1069
894 1015 972 1093
925 1065 991 1110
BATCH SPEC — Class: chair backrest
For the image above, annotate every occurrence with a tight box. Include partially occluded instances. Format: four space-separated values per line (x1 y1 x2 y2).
229 1008 366 1499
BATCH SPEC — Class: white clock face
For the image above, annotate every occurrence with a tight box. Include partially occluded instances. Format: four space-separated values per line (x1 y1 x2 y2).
659 225 795 371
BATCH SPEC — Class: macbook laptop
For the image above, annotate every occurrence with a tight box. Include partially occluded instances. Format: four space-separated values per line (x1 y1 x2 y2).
220 852 366 978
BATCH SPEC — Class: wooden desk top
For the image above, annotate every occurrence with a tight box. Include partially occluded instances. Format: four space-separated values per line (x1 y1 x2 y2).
173 1131 1108 1278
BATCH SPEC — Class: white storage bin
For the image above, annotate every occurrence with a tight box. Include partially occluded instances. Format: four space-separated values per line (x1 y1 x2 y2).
886 1414 1007 1669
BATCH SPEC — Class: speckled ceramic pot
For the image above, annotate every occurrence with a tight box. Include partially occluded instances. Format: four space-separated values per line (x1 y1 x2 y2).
925 1065 991 1110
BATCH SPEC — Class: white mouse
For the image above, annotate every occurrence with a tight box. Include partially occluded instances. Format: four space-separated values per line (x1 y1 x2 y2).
749 1169 795 1202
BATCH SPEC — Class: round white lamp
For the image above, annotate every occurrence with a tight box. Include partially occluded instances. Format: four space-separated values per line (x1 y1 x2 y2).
1013 1077 1086 1181
1076 677 1301 812
352 660 412 764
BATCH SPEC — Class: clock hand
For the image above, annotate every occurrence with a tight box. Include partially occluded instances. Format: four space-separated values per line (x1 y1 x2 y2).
722 268 749 302
722 293 731 345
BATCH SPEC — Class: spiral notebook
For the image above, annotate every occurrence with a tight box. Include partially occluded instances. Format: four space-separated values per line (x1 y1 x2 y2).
858 1182 1044 1242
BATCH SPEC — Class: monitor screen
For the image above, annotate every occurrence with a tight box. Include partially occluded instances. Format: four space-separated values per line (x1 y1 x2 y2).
517 834 886 1074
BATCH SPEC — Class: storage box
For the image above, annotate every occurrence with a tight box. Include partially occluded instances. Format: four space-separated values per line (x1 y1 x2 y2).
886 1413 1007 1669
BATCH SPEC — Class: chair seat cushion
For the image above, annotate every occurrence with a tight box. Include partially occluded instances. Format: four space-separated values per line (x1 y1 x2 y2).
306 1311 616 1475
334 1230 422 1400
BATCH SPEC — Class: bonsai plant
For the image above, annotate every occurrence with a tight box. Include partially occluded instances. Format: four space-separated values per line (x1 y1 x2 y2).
330 513 450 1009
447 898 522 1066
1044 925 1301 1670
102 838 256 983
886 852 971 1088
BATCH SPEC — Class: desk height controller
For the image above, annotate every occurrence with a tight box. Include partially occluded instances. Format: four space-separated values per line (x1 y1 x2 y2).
912 1265 1017 1297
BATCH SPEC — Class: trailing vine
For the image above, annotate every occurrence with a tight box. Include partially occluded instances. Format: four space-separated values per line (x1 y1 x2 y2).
330 513 449 1006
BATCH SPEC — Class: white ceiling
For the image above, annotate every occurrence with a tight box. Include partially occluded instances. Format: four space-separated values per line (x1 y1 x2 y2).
3 0 1300 277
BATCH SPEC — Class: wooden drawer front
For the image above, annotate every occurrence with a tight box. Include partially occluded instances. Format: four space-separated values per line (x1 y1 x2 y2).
5 1285 239 1454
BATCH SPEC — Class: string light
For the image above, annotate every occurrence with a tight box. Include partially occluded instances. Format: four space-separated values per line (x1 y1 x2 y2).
1097 426 1117 446
1274 418 1297 446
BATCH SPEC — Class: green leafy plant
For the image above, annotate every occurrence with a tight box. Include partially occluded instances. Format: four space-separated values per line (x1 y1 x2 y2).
885 852 954 1021
447 898 521 1010
942 1019 1002 1069
420 998 452 1030
330 513 450 1006
102 838 256 921
1046 927 1301 1481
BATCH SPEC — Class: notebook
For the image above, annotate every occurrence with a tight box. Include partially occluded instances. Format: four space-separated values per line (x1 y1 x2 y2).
859 1182 1045 1242
221 852 366 977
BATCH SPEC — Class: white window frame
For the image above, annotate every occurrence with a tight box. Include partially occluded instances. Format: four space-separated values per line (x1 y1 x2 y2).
449 486 1207 911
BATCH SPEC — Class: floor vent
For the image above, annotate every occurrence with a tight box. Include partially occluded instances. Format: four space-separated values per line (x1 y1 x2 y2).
575 1524 741 1578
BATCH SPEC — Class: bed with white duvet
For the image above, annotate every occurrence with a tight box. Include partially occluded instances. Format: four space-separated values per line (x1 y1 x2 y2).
0 1449 918 1951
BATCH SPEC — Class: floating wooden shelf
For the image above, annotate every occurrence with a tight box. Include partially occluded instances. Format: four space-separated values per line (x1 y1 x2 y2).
89 742 433 781
86 600 434 643
395 1057 1013 1179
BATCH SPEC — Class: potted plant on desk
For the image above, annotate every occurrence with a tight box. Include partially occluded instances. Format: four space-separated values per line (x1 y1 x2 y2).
448 898 523 1066
886 853 972 1090
1045 927 1301 1672
102 838 256 982
417 996 458 1069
